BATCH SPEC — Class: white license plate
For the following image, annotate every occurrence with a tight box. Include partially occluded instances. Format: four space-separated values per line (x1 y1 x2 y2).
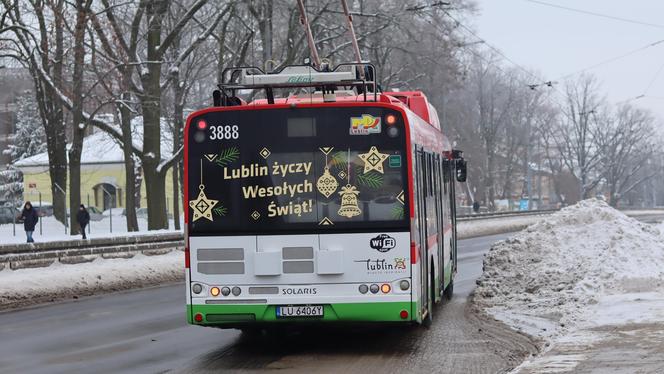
276 305 324 318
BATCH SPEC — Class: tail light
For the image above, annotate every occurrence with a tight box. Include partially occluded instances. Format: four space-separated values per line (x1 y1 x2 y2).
184 246 190 268
194 313 203 323
410 241 417 264
400 310 409 319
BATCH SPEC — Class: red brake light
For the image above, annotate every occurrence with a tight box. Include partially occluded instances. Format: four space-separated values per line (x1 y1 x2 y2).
197 119 207 130
194 313 203 323
400 310 409 319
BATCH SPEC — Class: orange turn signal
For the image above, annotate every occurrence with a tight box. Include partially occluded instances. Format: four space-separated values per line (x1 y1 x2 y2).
381 284 391 294
386 114 397 125
210 287 220 297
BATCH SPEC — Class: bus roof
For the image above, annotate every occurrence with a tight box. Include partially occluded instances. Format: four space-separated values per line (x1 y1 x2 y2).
246 91 441 131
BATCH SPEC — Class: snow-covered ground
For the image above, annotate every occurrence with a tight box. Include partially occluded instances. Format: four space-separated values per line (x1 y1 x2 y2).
0 215 183 244
0 251 183 310
474 199 664 373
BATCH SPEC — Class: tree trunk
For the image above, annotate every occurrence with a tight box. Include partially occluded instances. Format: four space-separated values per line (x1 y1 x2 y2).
119 91 139 231
44 1 68 225
144 168 168 229
68 0 90 235
141 0 169 230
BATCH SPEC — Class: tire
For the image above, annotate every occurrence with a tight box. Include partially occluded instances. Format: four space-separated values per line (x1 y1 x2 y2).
444 276 454 301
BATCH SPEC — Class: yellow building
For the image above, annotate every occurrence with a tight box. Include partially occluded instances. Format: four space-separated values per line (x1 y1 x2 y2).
15 129 177 213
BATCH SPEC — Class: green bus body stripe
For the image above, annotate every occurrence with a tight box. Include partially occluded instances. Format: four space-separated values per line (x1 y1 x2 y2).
187 301 415 324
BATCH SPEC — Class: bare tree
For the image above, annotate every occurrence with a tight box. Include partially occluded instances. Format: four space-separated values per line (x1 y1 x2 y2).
595 104 657 206
556 75 604 199
2 0 69 224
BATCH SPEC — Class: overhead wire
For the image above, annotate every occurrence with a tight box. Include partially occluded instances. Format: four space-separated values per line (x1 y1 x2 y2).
553 39 664 82
524 0 664 30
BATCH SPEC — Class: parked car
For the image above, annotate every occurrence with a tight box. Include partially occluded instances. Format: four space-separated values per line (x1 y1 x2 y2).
0 207 19 224
31 202 54 217
86 206 104 221
66 206 105 222
121 207 172 219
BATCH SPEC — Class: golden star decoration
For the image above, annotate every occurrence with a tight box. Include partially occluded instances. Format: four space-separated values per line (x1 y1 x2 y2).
358 146 389 174
189 185 218 222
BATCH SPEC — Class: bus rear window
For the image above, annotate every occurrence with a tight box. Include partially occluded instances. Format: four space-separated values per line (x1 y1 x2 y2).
187 107 409 235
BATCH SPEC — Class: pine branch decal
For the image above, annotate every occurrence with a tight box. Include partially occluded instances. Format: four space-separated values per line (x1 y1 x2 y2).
356 167 384 189
331 151 348 172
215 147 240 167
213 205 228 217
391 205 405 220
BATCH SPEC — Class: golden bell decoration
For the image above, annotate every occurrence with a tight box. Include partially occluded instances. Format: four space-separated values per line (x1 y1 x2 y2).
337 184 362 218
317 167 339 198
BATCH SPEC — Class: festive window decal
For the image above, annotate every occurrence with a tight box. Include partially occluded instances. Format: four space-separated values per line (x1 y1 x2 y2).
214 147 240 167
204 154 218 162
318 217 334 226
319 147 333 155
251 210 261 220
316 146 338 198
189 160 218 222
338 170 347 180
358 146 389 174
338 184 361 218
213 205 228 217
337 149 362 218
397 190 405 205
391 205 405 220
259 147 271 159
356 168 383 189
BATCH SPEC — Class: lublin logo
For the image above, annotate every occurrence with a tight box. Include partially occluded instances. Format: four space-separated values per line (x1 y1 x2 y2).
370 234 396 253
354 258 408 273
349 114 381 135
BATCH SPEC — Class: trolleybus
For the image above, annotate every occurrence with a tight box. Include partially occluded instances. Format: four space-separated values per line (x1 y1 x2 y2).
184 63 467 329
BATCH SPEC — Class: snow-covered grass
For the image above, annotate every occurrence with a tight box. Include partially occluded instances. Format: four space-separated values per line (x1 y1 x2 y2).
0 215 182 244
474 199 664 372
0 251 183 310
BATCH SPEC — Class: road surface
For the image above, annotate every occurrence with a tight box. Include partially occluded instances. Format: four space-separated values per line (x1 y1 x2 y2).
0 233 536 374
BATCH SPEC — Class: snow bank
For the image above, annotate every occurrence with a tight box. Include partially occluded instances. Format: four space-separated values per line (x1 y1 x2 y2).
474 199 664 372
0 251 183 310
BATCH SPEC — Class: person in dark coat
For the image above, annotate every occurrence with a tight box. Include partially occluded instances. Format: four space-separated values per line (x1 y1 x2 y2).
21 201 39 243
77 204 90 240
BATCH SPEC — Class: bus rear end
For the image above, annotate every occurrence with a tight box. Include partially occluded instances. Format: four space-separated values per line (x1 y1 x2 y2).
185 104 413 328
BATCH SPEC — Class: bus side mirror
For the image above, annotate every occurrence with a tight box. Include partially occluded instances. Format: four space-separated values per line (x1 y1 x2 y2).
456 159 467 182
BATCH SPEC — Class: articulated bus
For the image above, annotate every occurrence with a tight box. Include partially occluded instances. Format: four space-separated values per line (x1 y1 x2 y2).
184 63 466 329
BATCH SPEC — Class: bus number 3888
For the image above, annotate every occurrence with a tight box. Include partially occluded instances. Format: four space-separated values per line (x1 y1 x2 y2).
209 125 239 140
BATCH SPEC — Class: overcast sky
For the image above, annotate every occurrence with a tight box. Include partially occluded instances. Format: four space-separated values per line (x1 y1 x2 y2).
472 0 664 122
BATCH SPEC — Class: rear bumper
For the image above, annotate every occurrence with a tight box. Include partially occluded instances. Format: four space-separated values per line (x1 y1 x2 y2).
187 301 415 327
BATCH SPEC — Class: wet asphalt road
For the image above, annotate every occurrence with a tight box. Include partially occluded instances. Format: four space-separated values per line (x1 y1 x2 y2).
0 233 531 374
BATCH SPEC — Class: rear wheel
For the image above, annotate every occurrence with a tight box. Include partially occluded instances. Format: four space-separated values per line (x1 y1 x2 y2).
444 276 454 301
423 267 434 327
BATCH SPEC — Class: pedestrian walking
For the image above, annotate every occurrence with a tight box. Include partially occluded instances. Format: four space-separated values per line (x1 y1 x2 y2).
21 201 39 243
77 204 90 240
